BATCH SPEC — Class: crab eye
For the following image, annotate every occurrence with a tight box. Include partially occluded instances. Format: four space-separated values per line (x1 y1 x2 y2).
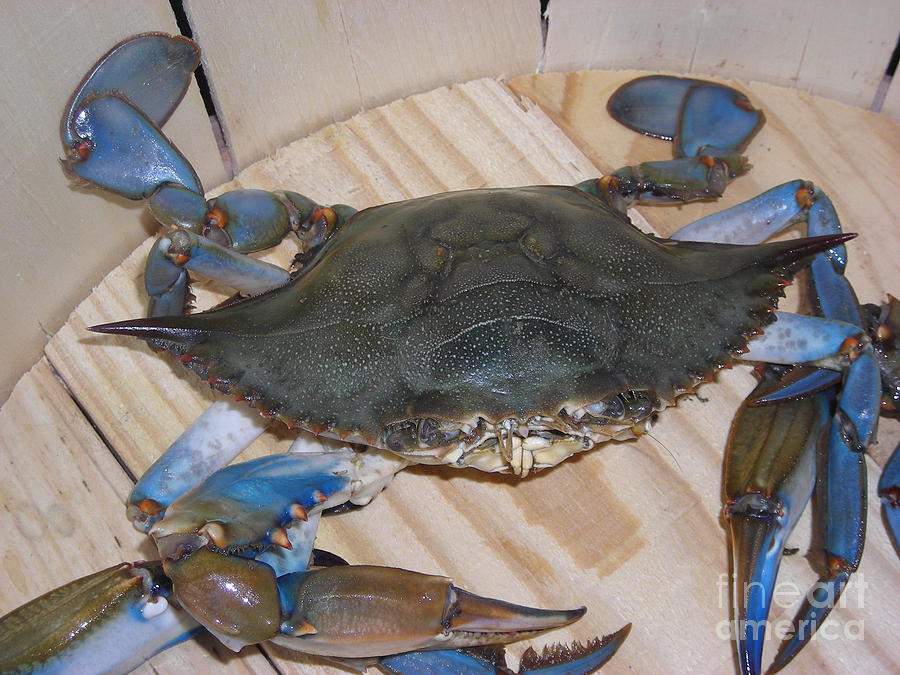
417 418 459 447
384 422 417 452
622 392 656 422
605 397 625 419
384 419 462 453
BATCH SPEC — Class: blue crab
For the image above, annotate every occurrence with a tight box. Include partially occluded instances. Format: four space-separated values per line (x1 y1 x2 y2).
1 33 897 675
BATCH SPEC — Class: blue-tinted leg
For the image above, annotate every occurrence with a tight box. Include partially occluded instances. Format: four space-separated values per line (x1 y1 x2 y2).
0 562 201 674
878 442 900 556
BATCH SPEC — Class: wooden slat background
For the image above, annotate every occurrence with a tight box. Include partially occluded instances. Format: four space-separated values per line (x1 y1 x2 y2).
2 61 898 674
542 0 900 108
182 0 543 170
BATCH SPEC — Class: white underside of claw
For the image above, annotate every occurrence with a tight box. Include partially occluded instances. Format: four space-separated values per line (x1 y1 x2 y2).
287 437 410 508
743 311 861 368
186 399 269 461
133 398 269 518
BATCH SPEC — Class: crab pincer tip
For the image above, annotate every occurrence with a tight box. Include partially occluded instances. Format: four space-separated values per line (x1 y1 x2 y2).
519 622 632 673
450 587 587 634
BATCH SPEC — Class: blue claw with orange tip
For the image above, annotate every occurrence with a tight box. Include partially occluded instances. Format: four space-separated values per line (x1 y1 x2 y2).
700 175 885 673
1 443 624 672
635 85 891 671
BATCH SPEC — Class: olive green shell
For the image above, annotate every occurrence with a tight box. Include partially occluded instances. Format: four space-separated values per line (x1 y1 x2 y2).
108 186 818 443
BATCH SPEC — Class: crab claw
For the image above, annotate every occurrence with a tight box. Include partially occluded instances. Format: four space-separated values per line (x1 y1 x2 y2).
160 547 590 659
162 549 283 650
0 562 200 674
61 34 203 200
62 91 202 199
380 623 631 673
62 33 199 149
723 366 829 675
607 75 764 157
274 565 587 658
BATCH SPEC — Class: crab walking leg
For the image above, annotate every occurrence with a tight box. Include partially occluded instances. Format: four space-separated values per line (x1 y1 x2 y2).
142 185 357 315
671 180 819 244
767 377 878 672
878 442 900 554
379 623 631 674
145 230 291 316
0 562 201 675
767 195 881 674
741 313 862 368
768 359 878 673
668 181 869 375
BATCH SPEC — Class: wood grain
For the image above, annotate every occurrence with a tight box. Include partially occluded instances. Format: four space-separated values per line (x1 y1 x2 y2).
183 0 542 170
3 72 899 673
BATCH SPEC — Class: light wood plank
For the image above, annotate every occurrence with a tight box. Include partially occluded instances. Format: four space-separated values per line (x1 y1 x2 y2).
543 0 899 109
882 73 900 121
21 73 900 673
183 0 542 170
0 360 276 673
0 2 226 404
